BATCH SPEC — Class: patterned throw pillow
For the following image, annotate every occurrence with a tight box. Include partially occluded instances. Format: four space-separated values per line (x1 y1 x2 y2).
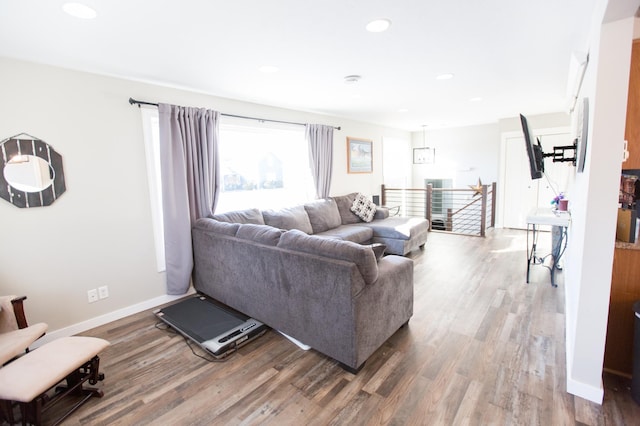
350 193 377 223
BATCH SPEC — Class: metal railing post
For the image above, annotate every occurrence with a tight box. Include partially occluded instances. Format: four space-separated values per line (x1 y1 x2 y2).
491 182 497 228
426 184 432 229
480 185 488 237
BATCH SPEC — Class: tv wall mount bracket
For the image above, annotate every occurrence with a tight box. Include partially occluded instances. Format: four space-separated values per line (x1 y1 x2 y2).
543 140 578 166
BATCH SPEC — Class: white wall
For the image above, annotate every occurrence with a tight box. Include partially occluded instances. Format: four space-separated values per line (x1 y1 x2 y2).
411 123 501 189
0 57 409 334
563 0 639 404
382 136 411 188
410 114 570 191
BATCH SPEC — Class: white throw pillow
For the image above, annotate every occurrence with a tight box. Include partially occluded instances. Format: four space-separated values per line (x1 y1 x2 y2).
350 193 376 223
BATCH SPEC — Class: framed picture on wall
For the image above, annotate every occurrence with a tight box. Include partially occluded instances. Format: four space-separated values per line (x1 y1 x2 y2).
347 137 373 173
413 147 435 164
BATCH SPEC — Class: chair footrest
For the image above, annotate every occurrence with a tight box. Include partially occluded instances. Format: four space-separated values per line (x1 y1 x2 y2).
0 336 109 425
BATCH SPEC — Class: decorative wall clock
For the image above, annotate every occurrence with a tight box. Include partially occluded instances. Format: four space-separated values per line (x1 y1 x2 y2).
0 133 66 208
576 97 589 173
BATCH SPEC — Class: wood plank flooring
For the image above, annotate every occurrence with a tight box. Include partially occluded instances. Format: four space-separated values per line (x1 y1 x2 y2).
40 229 640 425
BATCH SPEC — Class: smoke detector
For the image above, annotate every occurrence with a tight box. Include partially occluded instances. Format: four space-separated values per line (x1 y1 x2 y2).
344 75 362 84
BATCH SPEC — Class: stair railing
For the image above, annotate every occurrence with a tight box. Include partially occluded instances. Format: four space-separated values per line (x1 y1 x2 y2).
381 182 496 237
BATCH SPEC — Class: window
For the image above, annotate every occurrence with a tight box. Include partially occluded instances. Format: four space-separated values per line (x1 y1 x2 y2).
140 111 315 271
217 117 315 213
140 107 165 271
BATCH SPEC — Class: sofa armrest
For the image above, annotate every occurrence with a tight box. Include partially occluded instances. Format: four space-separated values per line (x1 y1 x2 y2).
374 207 390 220
352 255 413 368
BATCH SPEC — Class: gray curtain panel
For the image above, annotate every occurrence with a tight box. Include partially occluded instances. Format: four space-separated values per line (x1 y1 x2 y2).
158 103 220 294
306 124 334 199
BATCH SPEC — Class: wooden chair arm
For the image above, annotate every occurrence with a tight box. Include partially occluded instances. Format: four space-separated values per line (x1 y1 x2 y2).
10 296 29 329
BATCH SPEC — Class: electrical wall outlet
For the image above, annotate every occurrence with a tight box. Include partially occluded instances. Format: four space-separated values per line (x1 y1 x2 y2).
87 289 98 303
98 285 109 299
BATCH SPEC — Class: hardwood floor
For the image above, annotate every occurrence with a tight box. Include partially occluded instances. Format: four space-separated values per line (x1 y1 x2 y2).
41 229 640 425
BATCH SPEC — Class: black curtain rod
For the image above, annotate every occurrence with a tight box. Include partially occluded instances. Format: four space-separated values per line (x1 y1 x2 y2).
128 97 341 130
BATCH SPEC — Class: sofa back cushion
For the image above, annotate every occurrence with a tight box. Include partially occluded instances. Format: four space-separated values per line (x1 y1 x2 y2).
212 208 265 225
332 193 361 225
304 199 342 234
277 229 378 284
263 205 313 234
193 218 240 236
236 223 283 246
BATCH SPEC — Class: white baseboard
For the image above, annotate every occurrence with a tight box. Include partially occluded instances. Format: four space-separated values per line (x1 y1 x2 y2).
565 319 604 405
566 377 604 404
32 289 195 349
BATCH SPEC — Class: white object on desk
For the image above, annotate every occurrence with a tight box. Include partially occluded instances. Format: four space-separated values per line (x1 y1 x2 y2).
526 208 571 227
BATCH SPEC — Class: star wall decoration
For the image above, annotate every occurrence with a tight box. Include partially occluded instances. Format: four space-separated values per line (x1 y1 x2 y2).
469 178 483 197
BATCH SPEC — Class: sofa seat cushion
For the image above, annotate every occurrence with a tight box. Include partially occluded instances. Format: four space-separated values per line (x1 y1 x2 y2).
362 217 429 240
212 208 265 225
263 205 313 234
315 224 373 244
278 229 378 284
236 223 283 246
304 199 342 234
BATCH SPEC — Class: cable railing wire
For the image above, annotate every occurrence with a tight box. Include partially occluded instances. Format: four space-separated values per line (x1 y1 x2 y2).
381 183 496 237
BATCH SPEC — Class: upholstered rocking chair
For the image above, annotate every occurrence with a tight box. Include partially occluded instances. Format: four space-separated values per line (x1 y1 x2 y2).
0 296 109 426
0 295 48 366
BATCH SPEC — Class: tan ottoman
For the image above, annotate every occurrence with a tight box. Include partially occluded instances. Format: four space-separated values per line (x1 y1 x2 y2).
0 336 109 426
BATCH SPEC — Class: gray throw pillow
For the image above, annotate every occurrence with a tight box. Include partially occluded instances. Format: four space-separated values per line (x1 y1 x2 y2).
212 208 265 225
332 193 361 224
262 205 313 234
236 224 283 246
193 218 240 236
369 243 387 260
304 199 342 234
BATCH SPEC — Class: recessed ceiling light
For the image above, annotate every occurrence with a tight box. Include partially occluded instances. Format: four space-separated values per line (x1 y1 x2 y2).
344 75 362 84
62 2 97 19
469 97 483 102
436 73 455 80
398 108 409 113
366 19 391 33
259 65 279 73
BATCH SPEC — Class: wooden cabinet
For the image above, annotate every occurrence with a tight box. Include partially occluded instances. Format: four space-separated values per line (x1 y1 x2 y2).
624 40 640 169
604 246 640 376
607 39 640 376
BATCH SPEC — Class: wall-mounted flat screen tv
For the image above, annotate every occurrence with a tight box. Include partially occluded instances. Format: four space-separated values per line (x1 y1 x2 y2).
520 114 544 180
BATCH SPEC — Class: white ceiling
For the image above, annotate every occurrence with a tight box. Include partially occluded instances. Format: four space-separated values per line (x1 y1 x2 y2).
0 0 598 131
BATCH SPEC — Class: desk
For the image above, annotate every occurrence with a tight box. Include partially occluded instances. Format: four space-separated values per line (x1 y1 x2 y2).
526 208 571 287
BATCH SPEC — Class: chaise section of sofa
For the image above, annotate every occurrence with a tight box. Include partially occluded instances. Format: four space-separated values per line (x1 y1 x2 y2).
192 219 414 371
330 193 429 255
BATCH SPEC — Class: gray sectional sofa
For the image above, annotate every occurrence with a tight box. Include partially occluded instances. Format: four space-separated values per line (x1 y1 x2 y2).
191 193 429 371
